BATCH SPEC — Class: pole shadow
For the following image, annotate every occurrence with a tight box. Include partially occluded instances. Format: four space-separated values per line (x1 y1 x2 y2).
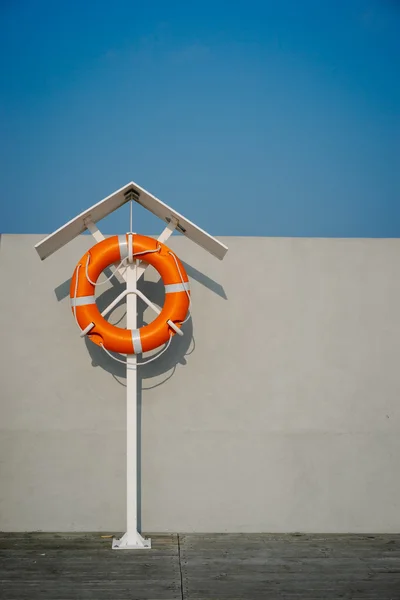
55 260 227 382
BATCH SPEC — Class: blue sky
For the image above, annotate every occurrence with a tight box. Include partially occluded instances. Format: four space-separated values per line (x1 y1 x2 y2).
0 0 399 236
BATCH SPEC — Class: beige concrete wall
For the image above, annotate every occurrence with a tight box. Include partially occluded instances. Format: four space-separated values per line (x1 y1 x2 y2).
1 234 400 533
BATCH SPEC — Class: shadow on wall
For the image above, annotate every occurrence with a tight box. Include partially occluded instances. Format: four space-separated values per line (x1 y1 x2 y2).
54 259 227 386
85 277 195 387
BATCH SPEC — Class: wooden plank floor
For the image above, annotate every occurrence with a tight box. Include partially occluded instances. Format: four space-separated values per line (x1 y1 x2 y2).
180 533 400 599
0 533 181 600
1 533 400 599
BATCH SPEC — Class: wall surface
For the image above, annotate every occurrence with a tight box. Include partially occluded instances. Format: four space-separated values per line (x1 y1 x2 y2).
1 234 400 533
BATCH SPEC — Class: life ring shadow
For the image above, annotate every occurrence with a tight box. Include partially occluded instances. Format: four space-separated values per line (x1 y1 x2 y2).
84 277 194 381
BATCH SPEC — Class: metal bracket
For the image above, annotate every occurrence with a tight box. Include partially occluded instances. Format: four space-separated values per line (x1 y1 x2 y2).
112 531 151 550
166 215 186 233
124 188 140 203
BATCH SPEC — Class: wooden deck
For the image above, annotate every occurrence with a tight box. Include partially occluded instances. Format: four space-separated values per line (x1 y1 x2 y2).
1 532 400 599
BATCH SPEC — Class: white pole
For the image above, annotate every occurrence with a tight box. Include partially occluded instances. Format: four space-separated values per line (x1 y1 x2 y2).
112 257 151 549
126 260 139 532
112 215 177 550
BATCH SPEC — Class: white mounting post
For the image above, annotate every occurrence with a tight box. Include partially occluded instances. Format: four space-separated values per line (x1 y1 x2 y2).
112 254 151 549
81 215 180 549
112 211 177 549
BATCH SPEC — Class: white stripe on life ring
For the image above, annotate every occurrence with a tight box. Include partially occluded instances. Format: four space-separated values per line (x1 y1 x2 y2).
70 295 96 307
118 235 129 260
131 329 143 354
165 282 190 294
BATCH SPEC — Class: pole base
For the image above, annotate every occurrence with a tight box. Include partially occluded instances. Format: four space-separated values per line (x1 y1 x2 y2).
112 531 151 550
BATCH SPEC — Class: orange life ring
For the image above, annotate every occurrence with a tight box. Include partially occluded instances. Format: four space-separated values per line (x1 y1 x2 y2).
69 234 190 354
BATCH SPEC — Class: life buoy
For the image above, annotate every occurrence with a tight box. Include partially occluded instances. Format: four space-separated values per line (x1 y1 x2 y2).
69 234 190 354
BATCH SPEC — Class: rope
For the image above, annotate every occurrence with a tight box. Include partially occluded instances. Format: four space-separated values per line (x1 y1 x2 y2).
129 245 161 258
85 255 128 286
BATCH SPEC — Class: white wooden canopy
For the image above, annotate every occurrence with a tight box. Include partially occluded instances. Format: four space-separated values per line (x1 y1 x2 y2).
35 181 228 261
